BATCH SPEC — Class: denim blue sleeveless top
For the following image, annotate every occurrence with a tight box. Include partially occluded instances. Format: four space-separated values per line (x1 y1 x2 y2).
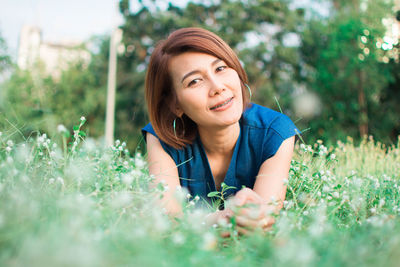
142 103 298 203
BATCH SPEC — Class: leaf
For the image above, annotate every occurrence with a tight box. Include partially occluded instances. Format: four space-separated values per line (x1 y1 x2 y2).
207 191 220 198
73 125 79 131
78 131 86 137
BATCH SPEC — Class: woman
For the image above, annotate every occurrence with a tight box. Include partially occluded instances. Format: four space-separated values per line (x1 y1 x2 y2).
142 27 297 234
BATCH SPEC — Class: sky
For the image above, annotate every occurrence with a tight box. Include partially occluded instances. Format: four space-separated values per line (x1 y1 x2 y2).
0 0 125 59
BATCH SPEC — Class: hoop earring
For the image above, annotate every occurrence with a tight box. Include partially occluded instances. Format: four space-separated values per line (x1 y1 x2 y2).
245 83 252 99
173 117 185 139
173 118 178 139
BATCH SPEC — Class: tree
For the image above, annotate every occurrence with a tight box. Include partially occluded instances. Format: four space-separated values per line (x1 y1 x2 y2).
297 0 396 144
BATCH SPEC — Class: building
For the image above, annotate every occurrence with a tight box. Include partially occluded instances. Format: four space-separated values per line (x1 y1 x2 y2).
17 25 91 78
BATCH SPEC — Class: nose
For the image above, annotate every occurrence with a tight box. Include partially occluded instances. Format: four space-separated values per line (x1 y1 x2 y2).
208 75 225 96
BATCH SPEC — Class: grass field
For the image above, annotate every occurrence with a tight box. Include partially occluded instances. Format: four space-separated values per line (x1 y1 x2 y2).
1 120 400 266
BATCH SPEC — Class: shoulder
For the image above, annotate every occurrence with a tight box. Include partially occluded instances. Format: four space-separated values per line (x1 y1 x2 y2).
242 103 296 133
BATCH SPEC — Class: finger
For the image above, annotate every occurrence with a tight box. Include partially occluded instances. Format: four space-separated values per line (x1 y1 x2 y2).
235 214 259 228
220 231 231 238
236 226 251 236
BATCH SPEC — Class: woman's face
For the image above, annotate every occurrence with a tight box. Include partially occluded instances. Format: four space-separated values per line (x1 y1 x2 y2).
168 51 243 130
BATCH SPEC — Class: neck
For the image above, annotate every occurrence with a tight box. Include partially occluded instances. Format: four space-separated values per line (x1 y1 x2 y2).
198 122 240 156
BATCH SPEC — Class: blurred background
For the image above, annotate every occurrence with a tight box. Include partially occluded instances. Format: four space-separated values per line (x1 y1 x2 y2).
0 0 399 151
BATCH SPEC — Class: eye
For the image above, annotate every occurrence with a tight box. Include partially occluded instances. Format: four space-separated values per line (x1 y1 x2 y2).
216 65 227 72
188 78 201 87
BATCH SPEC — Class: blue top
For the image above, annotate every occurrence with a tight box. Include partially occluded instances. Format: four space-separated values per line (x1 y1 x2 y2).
142 103 298 204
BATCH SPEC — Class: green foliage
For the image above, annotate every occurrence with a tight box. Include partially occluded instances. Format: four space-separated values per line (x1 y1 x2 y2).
0 47 107 144
1 123 400 265
0 32 11 74
297 0 397 144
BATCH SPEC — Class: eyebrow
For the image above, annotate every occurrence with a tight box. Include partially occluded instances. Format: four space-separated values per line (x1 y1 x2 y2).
180 58 222 83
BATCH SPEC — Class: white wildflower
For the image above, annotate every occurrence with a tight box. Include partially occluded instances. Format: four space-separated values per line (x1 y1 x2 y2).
379 199 385 208
115 139 120 146
135 157 146 168
332 192 340 198
122 173 133 185
370 207 377 214
57 124 68 133
80 116 86 121
57 177 65 186
330 154 336 160
172 232 185 245
6 140 13 147
202 232 217 250
49 178 55 184
300 143 306 150
5 146 11 152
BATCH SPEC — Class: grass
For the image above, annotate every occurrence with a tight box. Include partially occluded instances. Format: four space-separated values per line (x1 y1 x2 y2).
0 121 400 266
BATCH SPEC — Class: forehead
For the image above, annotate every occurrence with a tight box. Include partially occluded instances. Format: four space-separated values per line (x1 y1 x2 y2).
168 52 220 76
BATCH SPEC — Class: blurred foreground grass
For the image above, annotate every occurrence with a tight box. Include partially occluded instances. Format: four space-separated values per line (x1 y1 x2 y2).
0 120 400 266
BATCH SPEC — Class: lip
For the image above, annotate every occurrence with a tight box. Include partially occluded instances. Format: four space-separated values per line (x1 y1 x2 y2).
210 97 234 111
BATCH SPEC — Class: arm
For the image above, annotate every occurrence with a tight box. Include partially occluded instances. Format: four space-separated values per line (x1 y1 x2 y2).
253 135 295 208
146 132 182 215
231 136 295 231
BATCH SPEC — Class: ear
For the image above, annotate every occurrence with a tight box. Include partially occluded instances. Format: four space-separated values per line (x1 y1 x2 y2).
175 106 184 117
168 97 184 117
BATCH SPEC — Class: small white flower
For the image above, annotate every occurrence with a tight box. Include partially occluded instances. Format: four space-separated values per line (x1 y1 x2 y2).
57 177 65 186
194 195 200 201
7 140 13 147
37 136 45 144
172 232 185 245
379 199 385 207
80 116 86 121
370 207 376 214
300 143 306 150
50 151 56 157
202 232 217 250
115 139 120 146
49 178 55 184
57 124 68 133
5 146 11 152
332 192 340 198
122 173 133 185
330 154 336 160
186 193 192 199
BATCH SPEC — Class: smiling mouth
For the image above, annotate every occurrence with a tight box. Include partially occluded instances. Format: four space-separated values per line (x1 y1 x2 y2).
210 97 234 110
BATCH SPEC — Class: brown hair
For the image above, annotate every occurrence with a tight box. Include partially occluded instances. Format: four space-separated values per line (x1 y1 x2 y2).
145 27 250 149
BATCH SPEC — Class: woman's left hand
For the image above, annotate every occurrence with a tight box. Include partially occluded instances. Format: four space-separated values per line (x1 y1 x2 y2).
228 188 276 232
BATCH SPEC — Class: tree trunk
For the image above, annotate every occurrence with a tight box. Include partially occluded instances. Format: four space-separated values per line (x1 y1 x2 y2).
358 70 368 137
